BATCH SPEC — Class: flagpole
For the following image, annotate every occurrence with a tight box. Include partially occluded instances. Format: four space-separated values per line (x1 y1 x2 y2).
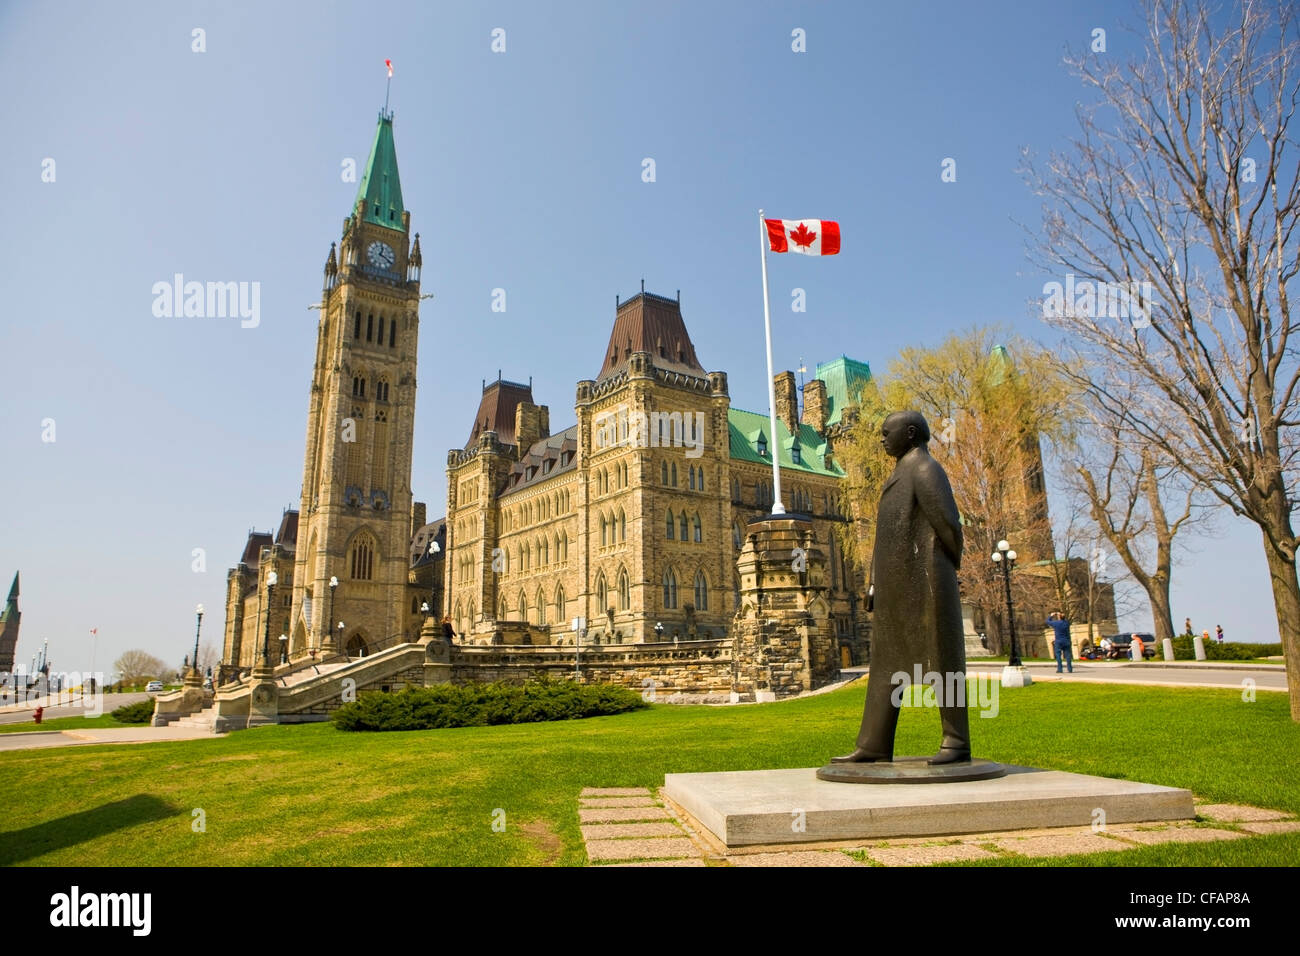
758 209 785 516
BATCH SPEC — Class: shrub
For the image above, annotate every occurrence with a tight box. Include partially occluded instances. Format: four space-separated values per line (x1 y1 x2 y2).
331 679 649 732
1169 636 1282 661
111 700 156 724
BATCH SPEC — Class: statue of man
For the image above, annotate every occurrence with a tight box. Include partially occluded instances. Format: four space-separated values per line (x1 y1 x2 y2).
833 410 970 765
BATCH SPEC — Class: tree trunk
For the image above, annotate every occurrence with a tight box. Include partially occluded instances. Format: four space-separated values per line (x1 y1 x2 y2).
1146 580 1175 645
1259 530 1300 720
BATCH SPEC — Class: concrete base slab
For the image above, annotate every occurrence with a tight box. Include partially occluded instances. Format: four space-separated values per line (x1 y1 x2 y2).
1001 665 1033 687
662 765 1194 847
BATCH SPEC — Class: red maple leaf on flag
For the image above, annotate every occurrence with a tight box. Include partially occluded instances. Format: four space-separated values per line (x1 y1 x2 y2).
788 222 816 248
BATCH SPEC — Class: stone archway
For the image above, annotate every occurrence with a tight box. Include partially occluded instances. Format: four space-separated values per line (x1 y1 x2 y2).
344 631 371 658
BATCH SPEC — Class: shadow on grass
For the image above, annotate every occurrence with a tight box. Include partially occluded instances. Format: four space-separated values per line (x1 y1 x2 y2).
0 794 178 865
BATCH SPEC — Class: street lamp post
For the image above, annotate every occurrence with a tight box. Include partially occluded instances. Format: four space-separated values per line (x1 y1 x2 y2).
260 570 278 668
279 633 288 665
324 575 339 656
654 622 664 642
191 604 204 681
992 539 1031 688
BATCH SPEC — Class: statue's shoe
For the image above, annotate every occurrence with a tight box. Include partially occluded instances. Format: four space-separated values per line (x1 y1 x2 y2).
829 749 890 763
928 747 972 765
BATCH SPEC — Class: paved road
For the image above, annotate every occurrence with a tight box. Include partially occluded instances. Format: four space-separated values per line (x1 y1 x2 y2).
0 692 150 725
972 660 1288 691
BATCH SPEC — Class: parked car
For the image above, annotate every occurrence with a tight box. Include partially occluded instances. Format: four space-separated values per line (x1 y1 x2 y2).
1101 633 1157 660
145 680 164 693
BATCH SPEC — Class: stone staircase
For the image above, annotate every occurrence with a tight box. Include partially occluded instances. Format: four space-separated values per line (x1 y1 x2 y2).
172 706 217 730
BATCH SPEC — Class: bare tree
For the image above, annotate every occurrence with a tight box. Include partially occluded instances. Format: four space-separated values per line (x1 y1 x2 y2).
113 650 166 686
1024 0 1300 717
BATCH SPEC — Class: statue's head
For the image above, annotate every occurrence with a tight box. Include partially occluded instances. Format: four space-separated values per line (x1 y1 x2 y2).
880 410 930 459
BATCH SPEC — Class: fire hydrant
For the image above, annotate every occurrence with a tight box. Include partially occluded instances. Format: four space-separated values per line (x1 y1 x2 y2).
33 705 44 725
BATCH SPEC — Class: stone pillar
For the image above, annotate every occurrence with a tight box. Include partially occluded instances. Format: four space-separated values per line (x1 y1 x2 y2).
773 372 798 436
730 514 837 701
421 615 451 686
801 379 828 433
245 678 279 728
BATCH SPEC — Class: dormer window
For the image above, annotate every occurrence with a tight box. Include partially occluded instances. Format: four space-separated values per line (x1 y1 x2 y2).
791 443 802 465
757 435 767 457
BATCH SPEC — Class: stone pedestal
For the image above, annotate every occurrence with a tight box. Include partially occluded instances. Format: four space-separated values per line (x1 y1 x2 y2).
730 514 838 701
150 674 208 726
245 667 279 728
1163 638 1175 661
421 617 452 686
1193 635 1207 660
1000 664 1033 688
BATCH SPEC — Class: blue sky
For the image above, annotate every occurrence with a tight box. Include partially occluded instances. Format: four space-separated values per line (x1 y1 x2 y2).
0 0 1273 677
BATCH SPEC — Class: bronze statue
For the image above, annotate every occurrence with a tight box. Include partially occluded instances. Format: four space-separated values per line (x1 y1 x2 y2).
833 410 971 765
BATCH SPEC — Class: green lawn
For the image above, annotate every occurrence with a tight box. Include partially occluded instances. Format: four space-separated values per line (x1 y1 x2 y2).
0 715 142 734
1 680 1297 867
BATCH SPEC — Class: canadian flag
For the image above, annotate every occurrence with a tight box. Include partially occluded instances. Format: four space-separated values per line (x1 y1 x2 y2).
765 218 840 256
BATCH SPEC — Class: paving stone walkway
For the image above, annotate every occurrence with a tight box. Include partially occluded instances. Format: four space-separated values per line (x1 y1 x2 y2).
577 790 1300 866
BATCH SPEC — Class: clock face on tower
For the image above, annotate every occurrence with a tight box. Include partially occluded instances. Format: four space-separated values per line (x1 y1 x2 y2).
366 241 395 270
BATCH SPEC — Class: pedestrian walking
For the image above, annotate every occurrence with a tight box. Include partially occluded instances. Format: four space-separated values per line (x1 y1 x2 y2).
1046 612 1073 674
1184 617 1193 637
1216 625 1224 643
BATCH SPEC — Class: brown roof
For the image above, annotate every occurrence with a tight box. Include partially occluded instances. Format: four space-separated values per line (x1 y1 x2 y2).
465 377 535 449
499 425 579 497
598 291 705 381
239 532 273 567
410 518 446 567
275 510 299 551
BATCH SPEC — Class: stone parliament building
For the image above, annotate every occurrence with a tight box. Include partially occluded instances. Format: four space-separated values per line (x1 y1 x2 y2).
218 108 872 700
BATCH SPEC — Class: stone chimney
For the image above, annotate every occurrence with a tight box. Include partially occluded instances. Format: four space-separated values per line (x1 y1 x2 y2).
514 402 550 459
773 371 798 436
801 379 828 434
411 501 427 538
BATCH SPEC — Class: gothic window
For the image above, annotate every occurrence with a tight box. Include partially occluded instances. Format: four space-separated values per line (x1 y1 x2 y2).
671 463 678 487
353 311 361 339
617 568 630 610
377 316 385 342
600 514 608 547
518 591 528 620
661 460 668 485
539 536 548 565
693 514 702 543
694 571 708 611
377 380 389 402
555 584 566 621
663 568 678 609
595 572 608 611
618 508 626 542
536 587 547 626
349 537 374 580
688 466 695 490
679 513 688 541
698 467 704 490
411 597 419 615
792 443 802 465
366 313 374 342
389 321 397 348
666 510 675 540
498 595 508 619
732 521 742 550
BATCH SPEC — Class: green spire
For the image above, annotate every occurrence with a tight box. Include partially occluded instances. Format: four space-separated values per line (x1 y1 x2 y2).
355 111 405 229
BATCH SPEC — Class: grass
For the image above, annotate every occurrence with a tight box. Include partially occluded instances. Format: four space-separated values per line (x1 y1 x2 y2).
0 714 139 734
0 679 1297 866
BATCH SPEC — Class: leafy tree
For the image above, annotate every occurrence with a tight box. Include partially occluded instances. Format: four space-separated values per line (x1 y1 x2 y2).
113 650 166 686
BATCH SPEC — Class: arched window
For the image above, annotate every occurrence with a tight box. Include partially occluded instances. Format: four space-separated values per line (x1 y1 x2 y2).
353 311 361 339
539 536 549 566
663 568 678 609
498 595 508 619
693 514 702 543
688 466 695 490
618 568 630 610
517 591 528 620
600 514 609 547
698 467 704 490
555 584 566 622
679 513 688 541
411 597 419 615
694 571 708 611
366 313 374 342
389 321 397 348
666 510 675 539
618 509 626 542
661 460 669 485
671 463 678 486
377 316 385 343
536 587 547 626
454 601 463 634
732 521 743 550
595 572 608 612
349 536 374 580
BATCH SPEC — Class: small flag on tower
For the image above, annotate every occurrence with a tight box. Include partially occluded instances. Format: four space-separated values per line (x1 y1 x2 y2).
765 218 840 256
385 59 393 77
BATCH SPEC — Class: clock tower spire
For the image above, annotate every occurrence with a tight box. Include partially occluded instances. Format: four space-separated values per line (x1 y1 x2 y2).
288 110 423 660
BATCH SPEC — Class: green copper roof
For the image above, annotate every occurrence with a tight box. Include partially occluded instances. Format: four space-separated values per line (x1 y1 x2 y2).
814 356 872 426
355 112 405 229
727 408 844 477
988 344 1013 386
0 572 17 623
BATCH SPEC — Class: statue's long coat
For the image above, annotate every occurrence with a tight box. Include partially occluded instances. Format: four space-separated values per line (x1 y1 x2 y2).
854 444 969 755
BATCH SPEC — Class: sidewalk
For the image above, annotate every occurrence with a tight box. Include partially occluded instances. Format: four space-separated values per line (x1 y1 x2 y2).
0 725 224 752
